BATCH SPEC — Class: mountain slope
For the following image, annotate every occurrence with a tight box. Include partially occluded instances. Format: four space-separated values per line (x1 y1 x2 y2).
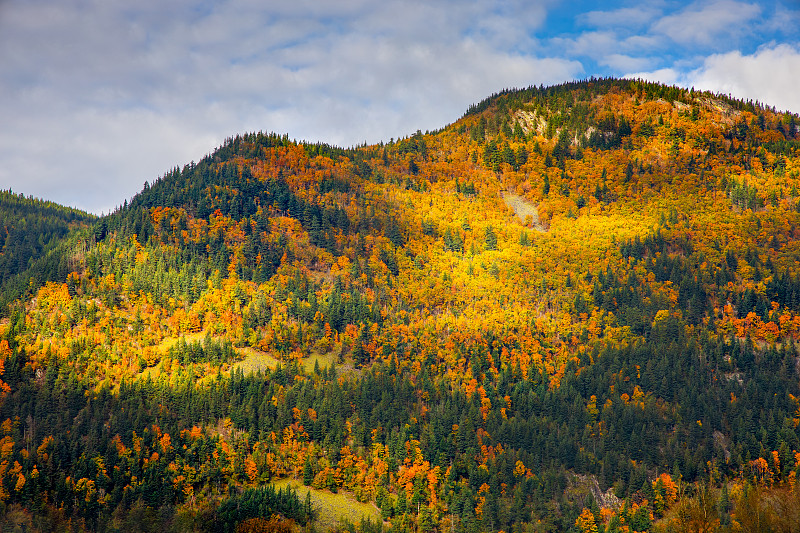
1 78 800 531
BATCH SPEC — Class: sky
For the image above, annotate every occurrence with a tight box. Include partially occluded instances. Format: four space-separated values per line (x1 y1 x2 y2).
1 0 799 214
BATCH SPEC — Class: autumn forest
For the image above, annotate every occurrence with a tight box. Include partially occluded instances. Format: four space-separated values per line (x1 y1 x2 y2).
2 78 800 531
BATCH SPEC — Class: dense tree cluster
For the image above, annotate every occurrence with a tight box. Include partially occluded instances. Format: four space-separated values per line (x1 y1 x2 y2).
0 190 95 310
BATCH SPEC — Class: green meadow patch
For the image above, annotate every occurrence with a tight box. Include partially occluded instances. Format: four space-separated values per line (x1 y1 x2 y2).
272 479 382 532
232 346 282 374
232 345 342 375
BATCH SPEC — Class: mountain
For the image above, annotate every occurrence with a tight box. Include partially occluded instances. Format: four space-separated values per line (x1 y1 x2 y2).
1 78 800 531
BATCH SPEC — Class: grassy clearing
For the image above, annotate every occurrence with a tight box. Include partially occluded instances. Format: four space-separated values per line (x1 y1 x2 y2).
133 332 209 382
302 347 339 374
156 332 206 351
272 479 381 532
231 345 343 376
231 346 282 374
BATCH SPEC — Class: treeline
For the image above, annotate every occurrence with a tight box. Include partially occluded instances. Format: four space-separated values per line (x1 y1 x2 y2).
0 190 94 284
464 77 799 126
0 191 95 314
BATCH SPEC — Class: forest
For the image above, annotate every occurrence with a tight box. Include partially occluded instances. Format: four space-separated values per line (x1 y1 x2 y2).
1 78 800 531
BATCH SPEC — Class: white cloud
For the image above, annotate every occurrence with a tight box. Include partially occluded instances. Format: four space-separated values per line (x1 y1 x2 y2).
600 54 653 72
0 0 796 214
684 44 800 113
0 99 223 214
624 67 682 86
626 44 800 115
764 3 800 35
579 6 661 29
548 31 627 63
651 0 761 47
0 0 579 213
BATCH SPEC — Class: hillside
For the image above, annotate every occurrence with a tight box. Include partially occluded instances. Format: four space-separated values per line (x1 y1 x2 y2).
0 191 95 311
2 78 800 531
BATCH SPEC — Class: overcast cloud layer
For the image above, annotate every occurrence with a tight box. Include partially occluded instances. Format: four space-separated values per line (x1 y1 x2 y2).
1 0 799 214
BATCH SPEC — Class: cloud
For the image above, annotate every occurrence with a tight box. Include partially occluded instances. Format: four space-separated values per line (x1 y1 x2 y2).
546 30 664 73
600 54 653 72
684 44 800 113
0 0 796 213
627 44 800 114
550 31 620 59
0 0 580 213
579 6 661 29
651 0 761 47
764 2 800 35
0 99 222 214
621 34 663 51
624 67 682 86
